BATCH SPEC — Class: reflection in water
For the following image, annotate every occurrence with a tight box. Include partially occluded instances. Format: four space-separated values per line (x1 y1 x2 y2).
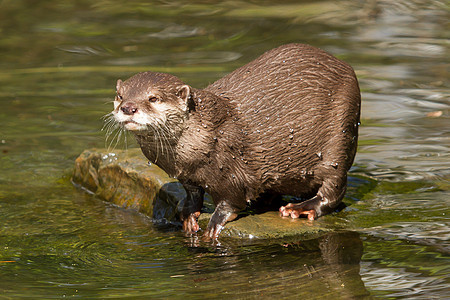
181 231 368 299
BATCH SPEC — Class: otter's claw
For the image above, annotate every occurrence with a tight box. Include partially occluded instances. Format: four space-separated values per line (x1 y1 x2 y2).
202 201 238 241
202 224 225 241
182 211 201 234
279 202 317 221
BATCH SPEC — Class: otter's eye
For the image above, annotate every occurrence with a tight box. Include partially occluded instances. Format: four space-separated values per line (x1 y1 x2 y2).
148 96 158 103
117 94 123 101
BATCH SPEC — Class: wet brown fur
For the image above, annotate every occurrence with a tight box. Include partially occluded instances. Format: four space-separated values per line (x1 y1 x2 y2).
112 44 361 238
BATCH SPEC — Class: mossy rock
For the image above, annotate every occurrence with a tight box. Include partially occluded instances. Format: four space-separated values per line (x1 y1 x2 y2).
72 148 185 221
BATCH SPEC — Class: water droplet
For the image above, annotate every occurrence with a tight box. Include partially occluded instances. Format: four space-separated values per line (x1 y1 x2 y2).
147 161 152 166
213 137 218 142
342 129 346 133
197 128 200 132
331 162 338 169
219 130 224 134
357 122 361 126
231 174 236 179
317 152 322 159
289 134 294 139
290 128 294 133
205 185 209 189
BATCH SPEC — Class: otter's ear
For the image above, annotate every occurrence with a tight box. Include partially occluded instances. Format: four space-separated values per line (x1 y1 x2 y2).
177 85 195 112
177 85 191 103
116 79 123 93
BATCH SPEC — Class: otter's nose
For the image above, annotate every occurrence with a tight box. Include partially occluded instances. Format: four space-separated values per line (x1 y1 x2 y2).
121 104 138 115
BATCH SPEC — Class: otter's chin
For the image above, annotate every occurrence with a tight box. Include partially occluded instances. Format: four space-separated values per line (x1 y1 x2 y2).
123 121 147 131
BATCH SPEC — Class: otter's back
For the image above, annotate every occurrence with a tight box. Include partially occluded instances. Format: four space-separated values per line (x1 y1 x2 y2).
205 43 360 176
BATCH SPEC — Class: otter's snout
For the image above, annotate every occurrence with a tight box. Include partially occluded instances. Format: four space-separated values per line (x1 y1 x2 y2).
121 104 138 115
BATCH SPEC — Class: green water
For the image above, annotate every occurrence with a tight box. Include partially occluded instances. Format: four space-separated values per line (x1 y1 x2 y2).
0 0 448 298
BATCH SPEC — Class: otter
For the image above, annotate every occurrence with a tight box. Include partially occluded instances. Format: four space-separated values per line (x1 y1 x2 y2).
111 43 361 239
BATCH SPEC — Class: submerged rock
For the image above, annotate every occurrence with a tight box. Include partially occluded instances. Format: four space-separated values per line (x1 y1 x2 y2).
73 148 337 239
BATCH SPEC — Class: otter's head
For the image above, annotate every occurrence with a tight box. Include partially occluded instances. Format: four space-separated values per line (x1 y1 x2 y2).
113 72 192 136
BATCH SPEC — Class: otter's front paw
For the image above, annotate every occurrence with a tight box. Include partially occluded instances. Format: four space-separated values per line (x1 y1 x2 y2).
182 211 201 233
202 201 238 240
202 223 226 241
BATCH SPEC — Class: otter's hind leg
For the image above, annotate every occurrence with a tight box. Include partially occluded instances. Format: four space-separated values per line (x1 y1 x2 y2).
279 172 347 220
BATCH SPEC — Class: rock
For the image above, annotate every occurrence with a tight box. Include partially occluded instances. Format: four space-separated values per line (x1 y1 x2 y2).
72 148 185 222
73 148 337 239
198 212 333 239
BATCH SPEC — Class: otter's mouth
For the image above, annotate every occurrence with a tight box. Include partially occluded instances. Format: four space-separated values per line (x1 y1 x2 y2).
123 120 137 125
122 120 147 131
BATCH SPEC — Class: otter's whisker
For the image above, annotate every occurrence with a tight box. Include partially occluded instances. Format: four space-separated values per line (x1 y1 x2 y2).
104 120 119 147
107 127 120 151
160 123 176 161
149 122 162 163
158 120 175 159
